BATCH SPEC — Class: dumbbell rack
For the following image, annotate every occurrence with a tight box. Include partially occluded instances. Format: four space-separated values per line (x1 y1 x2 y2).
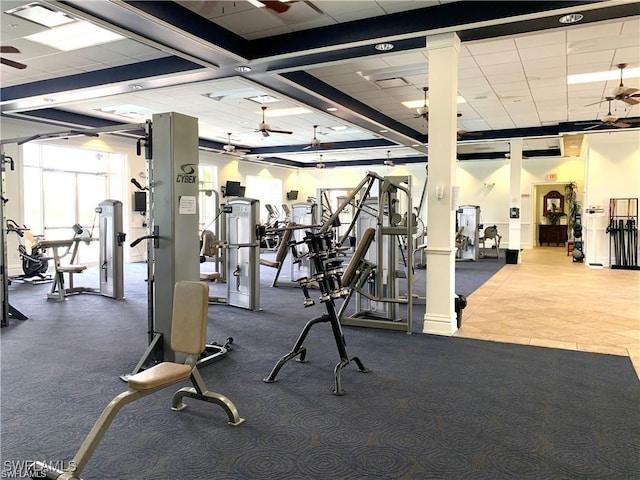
608 198 639 270
263 230 367 395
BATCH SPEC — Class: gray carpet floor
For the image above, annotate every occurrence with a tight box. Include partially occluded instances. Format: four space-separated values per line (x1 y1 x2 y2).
1 259 638 479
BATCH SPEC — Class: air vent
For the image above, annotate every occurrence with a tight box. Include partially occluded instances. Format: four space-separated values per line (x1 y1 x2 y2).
375 77 409 89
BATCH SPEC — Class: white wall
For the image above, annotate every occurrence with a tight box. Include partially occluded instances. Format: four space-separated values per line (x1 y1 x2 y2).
2 115 638 270
583 130 640 266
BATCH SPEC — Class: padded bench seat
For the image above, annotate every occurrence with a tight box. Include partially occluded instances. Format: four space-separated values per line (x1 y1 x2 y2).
127 362 192 391
58 265 87 273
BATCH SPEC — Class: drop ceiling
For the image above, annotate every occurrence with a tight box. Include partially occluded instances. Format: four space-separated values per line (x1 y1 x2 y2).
1 0 639 167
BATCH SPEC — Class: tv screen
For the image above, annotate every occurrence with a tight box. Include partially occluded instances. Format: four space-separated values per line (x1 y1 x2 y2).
133 191 146 212
286 190 299 201
224 180 241 197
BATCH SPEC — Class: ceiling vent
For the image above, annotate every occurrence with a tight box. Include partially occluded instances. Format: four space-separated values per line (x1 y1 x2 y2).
375 77 409 89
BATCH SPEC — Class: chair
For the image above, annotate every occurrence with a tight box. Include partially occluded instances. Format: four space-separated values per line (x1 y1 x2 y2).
34 281 243 480
479 225 502 258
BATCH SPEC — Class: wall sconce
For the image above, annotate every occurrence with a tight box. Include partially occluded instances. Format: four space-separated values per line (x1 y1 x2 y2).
436 184 444 199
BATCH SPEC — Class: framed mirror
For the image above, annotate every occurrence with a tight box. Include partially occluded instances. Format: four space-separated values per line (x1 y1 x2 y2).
543 190 564 215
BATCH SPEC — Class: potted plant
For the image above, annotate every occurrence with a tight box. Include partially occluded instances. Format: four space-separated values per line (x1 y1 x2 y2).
545 204 567 225
564 181 581 240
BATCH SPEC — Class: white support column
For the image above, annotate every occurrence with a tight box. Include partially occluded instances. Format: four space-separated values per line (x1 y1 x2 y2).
508 139 523 262
423 32 460 336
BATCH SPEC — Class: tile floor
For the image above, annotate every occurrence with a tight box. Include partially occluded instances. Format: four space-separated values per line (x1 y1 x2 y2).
455 247 640 379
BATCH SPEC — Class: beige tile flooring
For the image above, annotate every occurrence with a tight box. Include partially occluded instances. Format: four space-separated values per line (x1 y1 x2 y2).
455 246 640 379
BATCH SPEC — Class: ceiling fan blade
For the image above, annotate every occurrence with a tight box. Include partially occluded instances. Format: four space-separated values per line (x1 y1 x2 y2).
583 99 608 107
0 46 20 53
261 130 270 137
611 121 630 128
622 97 640 105
1 57 26 69
269 129 293 134
261 1 291 13
620 87 639 96
583 124 603 130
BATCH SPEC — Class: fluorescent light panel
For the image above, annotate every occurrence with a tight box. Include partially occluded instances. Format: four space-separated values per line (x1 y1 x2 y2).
5 2 74 28
25 21 124 51
568 67 640 85
402 96 467 109
262 107 311 117
246 95 280 104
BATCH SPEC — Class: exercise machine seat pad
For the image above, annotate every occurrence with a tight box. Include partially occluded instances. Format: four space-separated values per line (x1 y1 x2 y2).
342 228 375 287
127 362 192 391
171 281 209 355
58 265 87 273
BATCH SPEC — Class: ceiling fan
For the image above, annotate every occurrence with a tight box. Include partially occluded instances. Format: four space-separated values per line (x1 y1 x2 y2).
222 133 250 155
1 46 26 70
611 63 639 105
256 106 293 137
576 97 634 130
585 63 640 107
414 87 462 120
303 125 334 150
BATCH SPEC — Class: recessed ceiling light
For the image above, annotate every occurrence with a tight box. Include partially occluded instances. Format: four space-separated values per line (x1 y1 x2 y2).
235 66 252 73
375 43 394 51
559 13 583 24
379 129 388 133
328 125 348 131
25 21 124 51
128 84 143 90
326 107 338 112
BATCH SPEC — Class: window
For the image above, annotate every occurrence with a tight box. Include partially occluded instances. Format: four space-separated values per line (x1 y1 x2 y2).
245 176 282 223
22 143 124 265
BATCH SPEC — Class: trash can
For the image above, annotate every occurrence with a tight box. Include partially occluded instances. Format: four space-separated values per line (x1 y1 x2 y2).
455 294 467 329
505 249 519 264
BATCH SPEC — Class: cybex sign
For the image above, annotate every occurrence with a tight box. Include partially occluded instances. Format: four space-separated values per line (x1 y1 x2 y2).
176 163 197 183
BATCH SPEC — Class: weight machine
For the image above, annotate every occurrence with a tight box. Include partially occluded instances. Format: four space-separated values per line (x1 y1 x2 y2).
1 153 27 326
122 112 233 380
325 173 415 333
39 200 125 301
264 228 370 395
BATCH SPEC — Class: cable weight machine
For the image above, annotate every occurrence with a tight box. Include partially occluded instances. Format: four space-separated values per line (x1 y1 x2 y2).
263 228 369 395
607 198 639 270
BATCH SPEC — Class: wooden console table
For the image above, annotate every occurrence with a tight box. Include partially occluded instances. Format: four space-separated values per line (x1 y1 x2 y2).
539 224 568 246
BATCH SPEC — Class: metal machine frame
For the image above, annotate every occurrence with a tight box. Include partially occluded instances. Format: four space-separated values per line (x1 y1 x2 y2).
323 173 415 333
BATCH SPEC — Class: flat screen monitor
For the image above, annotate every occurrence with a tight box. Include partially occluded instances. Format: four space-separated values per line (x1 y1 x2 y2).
286 190 299 201
133 191 146 212
238 186 246 197
224 180 241 197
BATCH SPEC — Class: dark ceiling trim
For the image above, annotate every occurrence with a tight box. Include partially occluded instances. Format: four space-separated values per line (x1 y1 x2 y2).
60 0 249 65
458 3 640 42
262 71 423 143
263 38 426 73
248 138 395 155
0 57 202 103
247 1 598 58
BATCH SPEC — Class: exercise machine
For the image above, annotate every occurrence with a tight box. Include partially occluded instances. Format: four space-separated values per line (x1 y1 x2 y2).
1 153 27 326
336 175 414 333
264 229 369 395
290 201 316 279
122 112 232 380
225 197 261 311
43 200 125 301
32 281 243 480
456 205 481 261
5 219 50 283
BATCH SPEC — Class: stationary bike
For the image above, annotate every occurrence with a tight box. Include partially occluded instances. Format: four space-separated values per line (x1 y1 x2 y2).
6 219 50 282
